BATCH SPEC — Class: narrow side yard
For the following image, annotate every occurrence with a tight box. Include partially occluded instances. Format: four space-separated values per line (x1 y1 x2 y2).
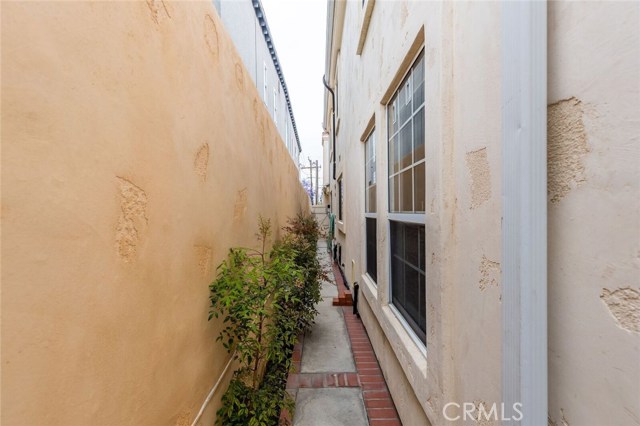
285 241 402 426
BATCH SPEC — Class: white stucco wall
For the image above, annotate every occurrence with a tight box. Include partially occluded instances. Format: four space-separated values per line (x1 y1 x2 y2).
323 1 639 425
547 3 640 426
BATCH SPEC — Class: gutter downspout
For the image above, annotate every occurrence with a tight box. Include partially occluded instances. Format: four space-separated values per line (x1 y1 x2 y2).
501 2 547 425
322 75 336 181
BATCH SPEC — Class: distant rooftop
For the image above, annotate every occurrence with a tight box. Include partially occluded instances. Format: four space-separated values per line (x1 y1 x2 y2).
252 0 302 153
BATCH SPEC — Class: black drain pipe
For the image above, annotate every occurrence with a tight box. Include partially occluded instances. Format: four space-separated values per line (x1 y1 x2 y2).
322 75 336 180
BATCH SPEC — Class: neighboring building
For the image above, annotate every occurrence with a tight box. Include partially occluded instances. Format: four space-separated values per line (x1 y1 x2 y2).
214 0 302 166
1 2 310 425
322 1 639 425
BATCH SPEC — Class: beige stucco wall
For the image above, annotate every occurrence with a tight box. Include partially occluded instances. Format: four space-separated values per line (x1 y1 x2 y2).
325 1 638 425
1 2 309 425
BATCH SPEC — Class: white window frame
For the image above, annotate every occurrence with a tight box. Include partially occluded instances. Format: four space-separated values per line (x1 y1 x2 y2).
386 49 426 346
387 53 425 214
364 128 377 283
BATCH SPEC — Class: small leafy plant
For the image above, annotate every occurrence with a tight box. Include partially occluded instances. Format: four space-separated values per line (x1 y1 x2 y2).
209 215 324 426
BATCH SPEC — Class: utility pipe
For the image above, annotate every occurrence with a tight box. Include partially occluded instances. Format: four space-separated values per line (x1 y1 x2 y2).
190 353 235 426
322 75 336 181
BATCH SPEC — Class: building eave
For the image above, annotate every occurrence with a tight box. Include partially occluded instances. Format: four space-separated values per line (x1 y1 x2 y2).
252 0 302 153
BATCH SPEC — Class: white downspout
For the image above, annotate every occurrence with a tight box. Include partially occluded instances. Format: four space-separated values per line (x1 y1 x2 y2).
501 1 547 425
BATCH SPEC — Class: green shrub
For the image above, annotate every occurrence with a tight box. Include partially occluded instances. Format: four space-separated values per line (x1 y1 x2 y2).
209 214 324 426
281 214 326 333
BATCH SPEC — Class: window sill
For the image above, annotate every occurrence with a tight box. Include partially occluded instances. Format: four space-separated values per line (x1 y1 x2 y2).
388 304 427 357
361 273 378 295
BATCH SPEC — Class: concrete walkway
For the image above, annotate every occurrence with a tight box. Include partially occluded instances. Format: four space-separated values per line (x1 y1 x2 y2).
285 241 402 426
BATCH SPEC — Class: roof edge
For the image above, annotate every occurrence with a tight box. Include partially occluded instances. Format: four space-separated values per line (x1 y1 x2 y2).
252 0 302 153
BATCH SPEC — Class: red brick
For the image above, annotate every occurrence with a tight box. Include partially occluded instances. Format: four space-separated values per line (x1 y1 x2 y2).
365 399 395 409
298 375 312 388
363 390 392 400
354 353 376 359
369 420 401 426
311 374 324 388
359 375 385 384
358 368 381 376
361 382 388 391
346 373 359 387
367 408 399 419
286 374 299 389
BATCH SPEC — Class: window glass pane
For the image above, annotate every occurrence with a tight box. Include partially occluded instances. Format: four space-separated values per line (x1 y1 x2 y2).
405 224 419 266
399 122 413 170
399 169 413 212
371 134 376 182
365 159 371 187
418 273 426 334
387 49 427 216
413 106 425 162
404 266 420 322
391 256 404 306
367 185 376 213
390 221 426 343
388 99 398 136
371 160 376 186
389 175 400 212
366 218 377 282
419 226 426 271
399 79 412 124
413 54 425 108
414 161 425 213
389 134 400 175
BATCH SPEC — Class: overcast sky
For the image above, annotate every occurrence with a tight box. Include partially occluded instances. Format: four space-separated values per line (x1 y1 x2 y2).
260 0 327 179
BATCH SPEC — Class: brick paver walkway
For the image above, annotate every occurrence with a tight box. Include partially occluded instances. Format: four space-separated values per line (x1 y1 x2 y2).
284 242 402 426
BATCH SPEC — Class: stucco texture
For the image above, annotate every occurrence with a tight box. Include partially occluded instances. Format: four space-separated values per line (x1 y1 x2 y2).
1 2 309 425
326 1 504 424
547 2 640 426
325 1 639 425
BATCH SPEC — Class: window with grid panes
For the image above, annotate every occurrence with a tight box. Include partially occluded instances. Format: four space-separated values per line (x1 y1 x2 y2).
387 51 426 344
364 130 377 282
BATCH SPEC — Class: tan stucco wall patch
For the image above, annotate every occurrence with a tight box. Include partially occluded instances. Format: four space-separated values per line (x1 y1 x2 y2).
115 177 149 262
146 0 172 25
601 287 640 333
465 147 492 209
204 14 220 59
194 143 210 182
547 97 590 203
195 245 213 277
479 255 500 292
